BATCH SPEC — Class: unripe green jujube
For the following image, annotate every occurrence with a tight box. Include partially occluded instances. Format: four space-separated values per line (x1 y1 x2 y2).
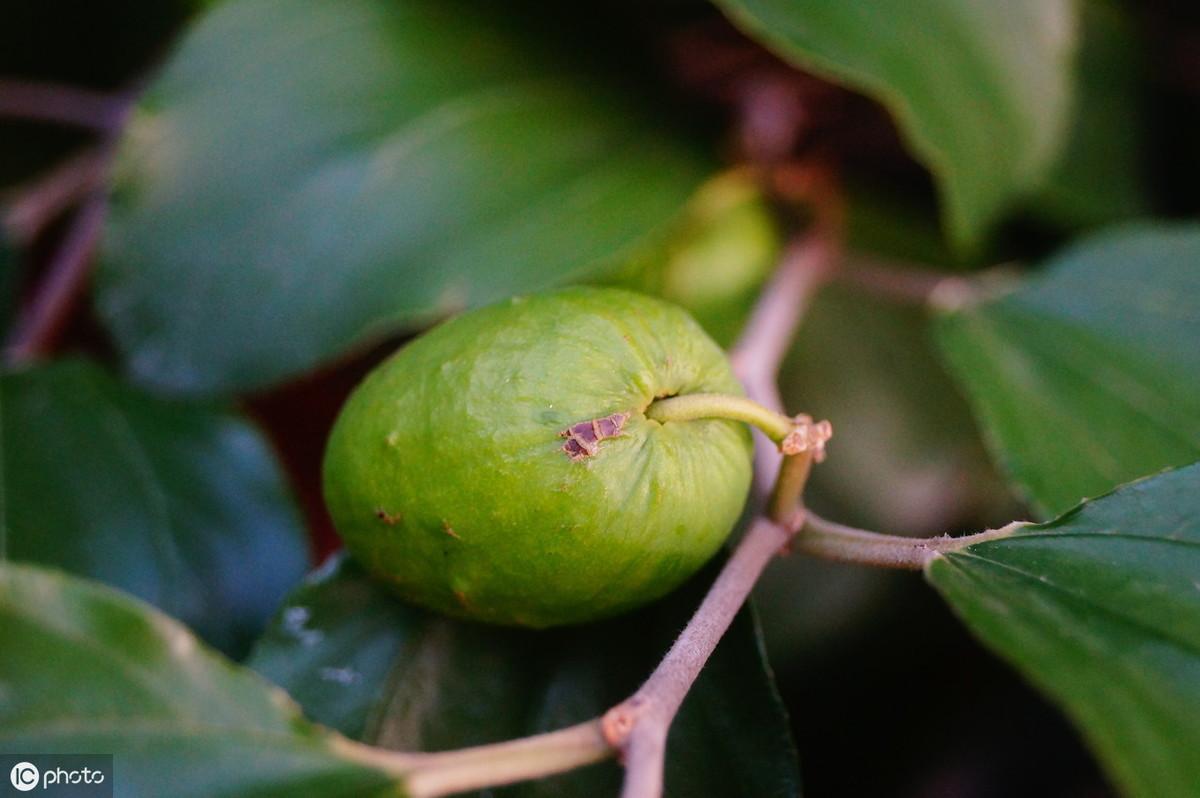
323 287 753 627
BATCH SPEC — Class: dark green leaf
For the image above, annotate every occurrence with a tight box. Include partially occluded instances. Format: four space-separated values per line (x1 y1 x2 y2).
927 463 1200 798
249 555 801 798
0 562 397 797
0 359 309 656
711 0 1077 247
97 0 711 394
1034 0 1148 227
936 224 1200 516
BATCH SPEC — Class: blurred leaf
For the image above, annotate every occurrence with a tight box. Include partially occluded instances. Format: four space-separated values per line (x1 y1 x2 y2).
842 185 964 270
249 556 801 798
712 0 1077 248
927 463 1200 798
783 286 1005 531
0 562 397 796
1034 0 1148 227
0 0 195 187
759 284 1010 660
0 359 309 656
936 224 1200 517
97 0 711 395
599 171 782 347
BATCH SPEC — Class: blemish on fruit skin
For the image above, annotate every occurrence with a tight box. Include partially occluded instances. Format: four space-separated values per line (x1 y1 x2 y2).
560 412 629 460
385 431 401 447
375 508 403 525
441 520 462 540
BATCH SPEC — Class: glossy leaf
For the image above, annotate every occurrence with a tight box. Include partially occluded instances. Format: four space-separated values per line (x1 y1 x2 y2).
97 0 710 394
0 562 397 796
936 225 1200 517
249 556 801 797
927 463 1200 798
0 359 309 656
712 0 1076 247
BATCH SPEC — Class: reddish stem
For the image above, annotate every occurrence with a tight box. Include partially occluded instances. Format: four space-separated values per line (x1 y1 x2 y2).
5 193 108 363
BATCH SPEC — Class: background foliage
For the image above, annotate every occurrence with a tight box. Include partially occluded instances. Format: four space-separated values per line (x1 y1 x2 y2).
3 0 1200 795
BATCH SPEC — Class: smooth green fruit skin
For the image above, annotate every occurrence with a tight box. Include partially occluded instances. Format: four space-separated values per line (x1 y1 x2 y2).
323 287 753 628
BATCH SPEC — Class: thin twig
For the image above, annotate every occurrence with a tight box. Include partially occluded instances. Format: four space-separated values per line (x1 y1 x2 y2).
794 512 1029 570
1 80 132 362
4 191 108 363
3 147 110 242
0 79 131 132
730 227 839 496
332 720 612 798
604 515 798 798
837 253 1021 312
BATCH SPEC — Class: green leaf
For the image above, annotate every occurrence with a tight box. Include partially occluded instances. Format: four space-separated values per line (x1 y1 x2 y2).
0 359 309 656
935 224 1200 517
0 562 397 796
249 556 801 797
927 463 1200 798
711 0 1077 247
1033 0 1148 228
97 0 711 394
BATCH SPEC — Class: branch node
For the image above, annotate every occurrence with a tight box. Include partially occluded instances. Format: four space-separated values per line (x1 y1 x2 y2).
602 700 644 749
779 415 832 460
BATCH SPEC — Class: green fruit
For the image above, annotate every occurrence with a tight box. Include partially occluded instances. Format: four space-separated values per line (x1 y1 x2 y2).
600 171 781 347
323 287 753 627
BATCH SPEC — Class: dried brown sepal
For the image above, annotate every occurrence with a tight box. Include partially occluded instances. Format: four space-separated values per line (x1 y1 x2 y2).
560 412 629 460
780 414 833 461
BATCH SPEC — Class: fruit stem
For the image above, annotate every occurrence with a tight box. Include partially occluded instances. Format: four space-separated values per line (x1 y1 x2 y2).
645 393 795 443
767 450 813 523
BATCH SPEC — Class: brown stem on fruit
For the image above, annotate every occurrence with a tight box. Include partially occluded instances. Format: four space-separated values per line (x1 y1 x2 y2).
5 191 108 364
